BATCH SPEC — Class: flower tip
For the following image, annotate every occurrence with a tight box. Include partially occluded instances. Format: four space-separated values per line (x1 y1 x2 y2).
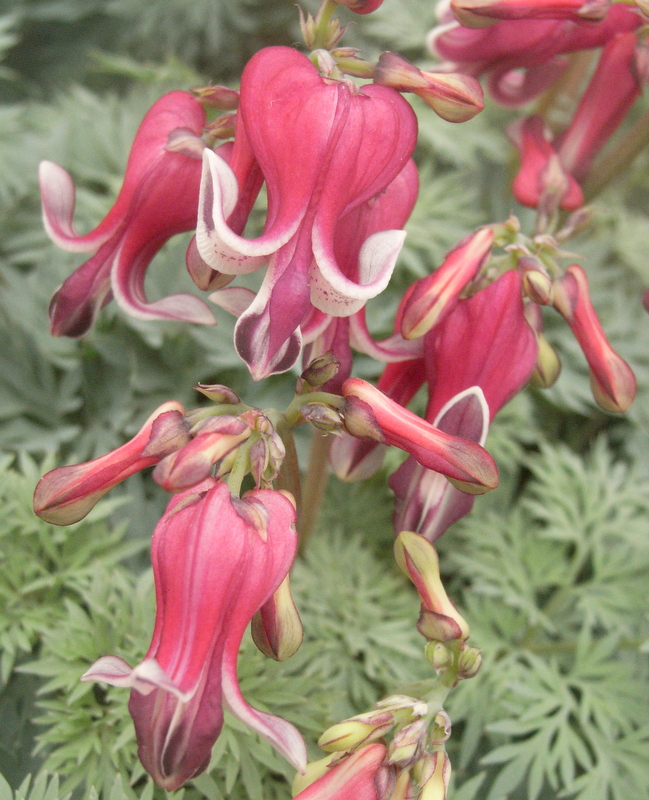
590 366 636 413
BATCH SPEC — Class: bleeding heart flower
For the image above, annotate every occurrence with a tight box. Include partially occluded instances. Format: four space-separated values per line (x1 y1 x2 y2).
391 271 538 540
40 91 215 336
196 46 418 379
81 479 305 790
428 5 640 106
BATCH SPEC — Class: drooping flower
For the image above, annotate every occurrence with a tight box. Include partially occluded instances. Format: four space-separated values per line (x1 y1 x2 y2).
81 479 305 789
553 264 636 412
301 157 421 392
40 91 215 336
33 401 189 525
555 31 649 182
390 271 538 540
196 46 418 379
341 377 499 495
428 5 641 106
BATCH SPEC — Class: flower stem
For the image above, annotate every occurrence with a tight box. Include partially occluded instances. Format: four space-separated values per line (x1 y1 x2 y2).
582 107 649 200
298 430 332 552
275 424 303 512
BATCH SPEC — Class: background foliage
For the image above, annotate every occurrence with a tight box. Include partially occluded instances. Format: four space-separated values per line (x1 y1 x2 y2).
0 0 648 798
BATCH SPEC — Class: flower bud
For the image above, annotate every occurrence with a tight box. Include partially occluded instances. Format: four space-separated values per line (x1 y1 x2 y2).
375 52 483 123
318 713 393 752
252 575 303 661
388 720 428 768
153 416 250 492
553 265 636 412
203 113 237 142
300 403 345 434
34 402 189 525
519 258 553 305
419 751 451 800
343 379 498 495
400 228 493 339
395 531 470 641
299 352 341 391
457 644 483 679
425 641 453 671
193 384 242 405
530 333 562 388
192 84 239 110
450 0 609 28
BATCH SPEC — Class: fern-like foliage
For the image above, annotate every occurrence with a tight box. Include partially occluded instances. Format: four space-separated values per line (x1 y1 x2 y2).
439 439 649 800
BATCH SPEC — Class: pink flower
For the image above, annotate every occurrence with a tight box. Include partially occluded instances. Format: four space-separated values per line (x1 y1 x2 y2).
391 271 538 540
553 264 636 412
40 91 215 336
511 33 648 206
510 115 584 210
196 46 418 379
33 401 189 525
341 377 499 495
399 227 494 339
429 6 640 106
81 479 305 790
556 31 649 181
301 157 421 392
293 744 389 800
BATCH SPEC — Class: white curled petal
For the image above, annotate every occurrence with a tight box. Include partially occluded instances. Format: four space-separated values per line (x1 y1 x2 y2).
39 161 119 253
196 149 297 274
310 230 406 316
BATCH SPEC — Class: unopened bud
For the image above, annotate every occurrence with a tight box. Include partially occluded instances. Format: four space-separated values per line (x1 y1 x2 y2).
425 640 453 671
401 228 493 339
388 720 427 768
252 575 303 661
301 402 344 433
193 384 241 405
375 52 483 123
299 352 341 391
457 644 483 679
451 0 609 28
395 532 470 641
318 714 393 752
554 265 636 412
520 258 553 305
203 113 237 142
376 695 428 722
192 84 239 110
530 333 562 388
419 751 451 800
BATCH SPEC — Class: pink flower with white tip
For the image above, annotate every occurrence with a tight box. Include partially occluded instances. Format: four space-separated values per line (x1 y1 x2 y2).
81 479 305 790
196 46 418 379
40 91 217 336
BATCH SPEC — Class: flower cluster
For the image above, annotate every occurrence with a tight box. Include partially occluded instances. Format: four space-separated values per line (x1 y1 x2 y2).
32 0 642 794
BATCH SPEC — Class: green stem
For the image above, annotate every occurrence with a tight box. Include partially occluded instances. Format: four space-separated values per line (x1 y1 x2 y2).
226 439 253 496
274 423 303 513
313 0 338 44
298 430 333 552
582 107 649 200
